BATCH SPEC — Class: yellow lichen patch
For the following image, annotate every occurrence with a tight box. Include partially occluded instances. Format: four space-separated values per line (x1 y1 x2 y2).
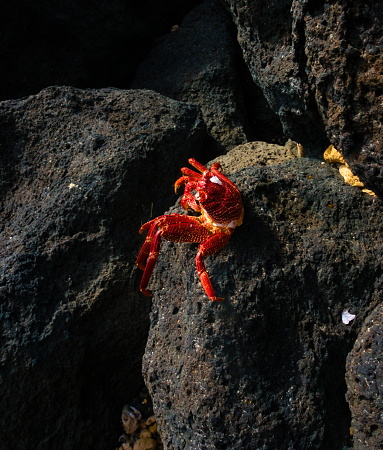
323 145 346 164
338 165 364 187
324 145 377 197
362 188 377 196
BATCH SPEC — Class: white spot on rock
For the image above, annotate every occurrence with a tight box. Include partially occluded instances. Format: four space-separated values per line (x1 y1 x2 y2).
342 309 356 324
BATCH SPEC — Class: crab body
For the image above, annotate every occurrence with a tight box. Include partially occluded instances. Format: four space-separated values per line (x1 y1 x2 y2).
136 158 243 301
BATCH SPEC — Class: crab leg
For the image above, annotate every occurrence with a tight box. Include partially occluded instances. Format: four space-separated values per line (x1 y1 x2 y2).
136 214 194 269
137 215 211 297
195 232 231 302
188 158 209 173
139 228 163 296
188 158 240 194
136 227 156 271
173 159 208 191
138 217 232 301
136 217 164 270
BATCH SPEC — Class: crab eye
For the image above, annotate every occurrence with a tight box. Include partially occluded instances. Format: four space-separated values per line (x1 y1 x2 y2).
209 176 223 185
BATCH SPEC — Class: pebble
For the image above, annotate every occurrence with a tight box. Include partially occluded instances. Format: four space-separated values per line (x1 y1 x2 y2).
132 437 157 450
139 429 152 439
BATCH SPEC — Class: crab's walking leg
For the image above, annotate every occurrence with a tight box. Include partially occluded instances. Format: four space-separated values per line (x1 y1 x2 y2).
137 215 211 297
196 232 231 302
139 228 163 297
136 222 159 270
136 214 193 270
187 158 209 173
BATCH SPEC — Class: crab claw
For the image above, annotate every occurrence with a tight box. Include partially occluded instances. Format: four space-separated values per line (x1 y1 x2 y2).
174 176 189 193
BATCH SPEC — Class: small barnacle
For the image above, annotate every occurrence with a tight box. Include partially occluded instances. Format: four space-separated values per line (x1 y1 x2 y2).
132 437 157 450
122 405 142 434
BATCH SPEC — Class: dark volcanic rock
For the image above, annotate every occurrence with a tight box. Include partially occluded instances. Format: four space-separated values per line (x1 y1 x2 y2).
132 0 274 151
222 0 383 197
0 86 207 449
143 155 383 449
0 0 201 101
346 303 383 449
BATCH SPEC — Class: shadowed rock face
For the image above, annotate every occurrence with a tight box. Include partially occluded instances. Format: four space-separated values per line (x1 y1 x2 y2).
0 0 202 101
131 0 284 150
0 86 208 449
222 0 383 196
143 157 383 449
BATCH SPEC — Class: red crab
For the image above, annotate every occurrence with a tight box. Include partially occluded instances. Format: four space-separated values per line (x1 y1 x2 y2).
136 158 244 301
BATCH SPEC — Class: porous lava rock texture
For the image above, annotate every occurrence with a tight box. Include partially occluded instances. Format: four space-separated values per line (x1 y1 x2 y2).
143 155 383 449
131 0 284 150
0 86 208 449
222 0 383 196
209 140 299 170
0 0 201 101
346 303 383 449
